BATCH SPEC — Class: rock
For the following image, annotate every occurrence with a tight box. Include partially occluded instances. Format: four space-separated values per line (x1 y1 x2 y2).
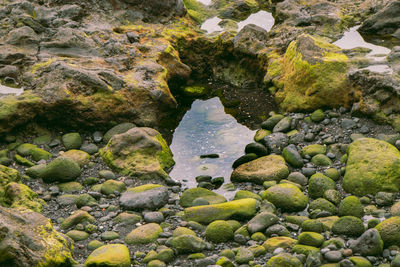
332 216 365 237
171 235 206 254
60 149 90 167
58 182 83 193
261 115 284 130
300 144 327 157
114 212 141 225
273 117 292 133
81 143 99 155
85 244 131 267
67 230 89 241
233 190 262 201
173 227 196 237
309 198 337 215
324 168 340 181
235 247 254 264
244 143 268 157
183 198 258 224
6 26 39 47
324 251 343 263
350 229 383 256
179 188 227 208
125 223 162 245
205 220 234 243
311 154 332 166
0 206 74 266
143 212 164 223
302 219 325 233
282 144 304 168
119 184 168 211
287 172 308 186
98 170 116 180
298 232 324 247
260 133 289 154
390 202 400 216
358 1 400 36
292 244 320 256
323 190 341 205
266 253 302 267
62 132 82 150
100 127 174 179
61 210 95 229
40 157 81 183
375 217 400 247
375 192 395 206
268 34 350 112
308 173 336 199
232 24 269 56
231 155 289 184
232 153 258 169
311 109 325 122
101 231 120 241
247 212 278 234
16 143 52 161
101 180 126 195
262 184 308 212
4 182 44 212
103 123 136 143
88 240 104 251
343 138 400 196
262 236 297 253
338 196 364 218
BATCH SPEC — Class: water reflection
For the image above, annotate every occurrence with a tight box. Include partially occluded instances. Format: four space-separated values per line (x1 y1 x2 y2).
237 10 274 32
196 0 212 5
169 97 256 198
200 16 223 34
0 85 23 96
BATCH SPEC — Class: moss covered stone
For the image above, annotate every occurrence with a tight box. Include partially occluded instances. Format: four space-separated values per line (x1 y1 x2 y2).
179 188 226 207
231 155 289 184
66 230 89 241
58 182 83 192
298 232 324 247
263 183 308 212
40 157 81 183
309 198 337 215
262 236 297 252
88 240 104 251
16 143 52 161
205 220 234 243
269 34 350 112
332 216 365 237
183 198 257 224
308 173 336 199
311 154 332 166
182 85 208 97
311 109 325 122
100 127 174 180
62 133 82 150
375 217 400 247
254 129 271 142
0 165 20 206
114 212 142 225
349 256 372 267
292 244 320 256
171 235 206 254
301 219 325 233
85 244 130 267
14 154 34 167
61 210 95 229
343 138 400 196
300 144 327 157
233 190 262 201
266 253 302 267
103 123 136 143
338 196 364 218
173 227 196 237
5 182 45 212
325 168 340 181
100 180 126 195
125 223 162 245
61 150 90 167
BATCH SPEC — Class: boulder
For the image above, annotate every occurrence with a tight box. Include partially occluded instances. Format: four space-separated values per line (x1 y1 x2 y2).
231 155 289 184
0 207 74 266
125 223 162 245
343 138 400 196
358 1 400 35
350 229 383 256
262 184 308 212
85 244 131 267
40 157 81 183
233 24 269 56
183 198 258 224
375 216 400 247
119 184 168 211
100 127 174 179
179 188 227 207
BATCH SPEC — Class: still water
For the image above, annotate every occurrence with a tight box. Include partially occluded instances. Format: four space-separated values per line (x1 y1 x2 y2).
169 97 256 198
0 85 23 95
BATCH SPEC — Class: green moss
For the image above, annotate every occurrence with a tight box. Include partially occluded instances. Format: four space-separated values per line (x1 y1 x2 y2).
263 183 308 212
183 198 257 224
61 210 95 229
300 144 326 157
262 236 297 253
308 173 336 199
332 216 365 237
309 198 337 215
180 188 227 207
14 154 34 167
298 232 324 247
272 34 350 112
183 85 208 97
338 196 364 218
127 184 163 193
266 253 302 267
183 0 213 24
375 217 400 247
125 223 162 245
85 244 131 267
5 182 45 212
205 220 234 243
171 234 206 254
57 182 83 192
100 180 126 195
31 59 54 74
292 244 320 256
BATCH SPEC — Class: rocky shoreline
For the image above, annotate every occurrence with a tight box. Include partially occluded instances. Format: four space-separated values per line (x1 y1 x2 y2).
0 0 399 266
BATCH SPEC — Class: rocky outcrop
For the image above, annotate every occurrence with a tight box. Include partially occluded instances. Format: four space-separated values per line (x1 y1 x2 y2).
0 206 74 267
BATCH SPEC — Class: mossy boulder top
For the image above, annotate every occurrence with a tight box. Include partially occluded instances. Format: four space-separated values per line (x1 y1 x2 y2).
231 155 289 184
343 138 400 196
179 188 227 207
39 157 81 183
263 183 308 212
100 127 174 180
85 244 131 267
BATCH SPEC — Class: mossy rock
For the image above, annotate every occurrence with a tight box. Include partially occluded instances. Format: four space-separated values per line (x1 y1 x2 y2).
316 216 339 230
349 256 372 267
0 165 20 205
262 183 308 212
262 236 297 253
62 133 82 150
233 190 262 201
103 122 136 143
171 235 206 254
298 232 324 247
85 244 131 267
205 220 234 243
66 230 89 241
332 216 365 237
311 109 325 122
182 85 208 97
292 244 320 256
100 180 126 195
14 154 34 167
231 155 289 184
266 253 302 267
58 182 83 192
40 157 81 183
216 256 234 267
309 198 337 215
301 219 325 233
325 168 340 181
75 193 97 208
16 143 52 161
308 173 336 199
125 223 162 245
5 182 45 212
100 127 174 180
61 150 90 167
26 164 47 179
338 196 364 218
87 240 105 251
269 34 350 112
300 144 327 157
311 154 332 166
173 227 196 237
114 212 141 225
182 198 257 224
324 190 341 205
179 188 227 207
254 129 271 142
61 210 95 229
261 115 284 130
375 217 400 247
343 138 400 196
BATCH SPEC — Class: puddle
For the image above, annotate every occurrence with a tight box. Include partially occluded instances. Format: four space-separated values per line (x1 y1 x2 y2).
362 64 393 74
169 97 256 199
196 0 212 5
200 16 223 34
0 85 23 96
237 10 275 32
